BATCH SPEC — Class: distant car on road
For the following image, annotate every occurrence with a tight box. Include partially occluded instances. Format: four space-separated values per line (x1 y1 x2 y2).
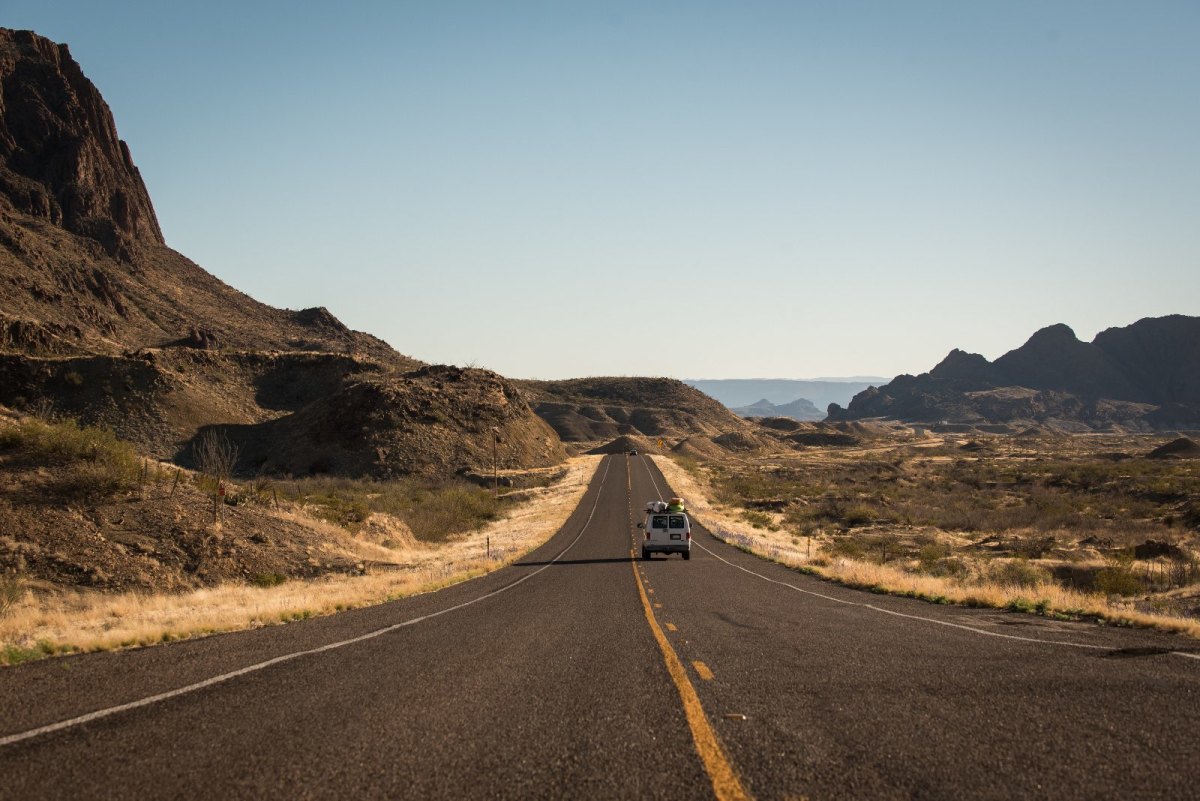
628 449 638 456
638 501 691 560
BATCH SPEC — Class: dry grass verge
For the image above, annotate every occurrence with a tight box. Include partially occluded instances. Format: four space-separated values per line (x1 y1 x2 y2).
0 456 601 664
652 454 1200 639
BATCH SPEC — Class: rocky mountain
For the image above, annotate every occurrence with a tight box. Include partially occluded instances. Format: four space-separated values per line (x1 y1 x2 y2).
729 397 824 421
0 28 563 477
829 316 1200 431
0 29 408 363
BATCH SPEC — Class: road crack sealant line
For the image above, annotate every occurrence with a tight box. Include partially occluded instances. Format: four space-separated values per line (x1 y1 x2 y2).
0 458 616 750
638 457 1200 664
626 456 752 801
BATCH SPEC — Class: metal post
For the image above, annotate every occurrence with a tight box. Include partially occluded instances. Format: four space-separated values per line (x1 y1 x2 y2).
492 427 500 497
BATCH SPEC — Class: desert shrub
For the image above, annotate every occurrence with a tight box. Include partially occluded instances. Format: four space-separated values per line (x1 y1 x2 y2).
299 489 371 528
841 504 876 528
284 477 502 542
251 572 288 588
672 454 700 477
0 574 23 617
989 559 1051 589
915 542 966 576
1095 567 1144 597
917 542 953 564
402 485 503 542
0 418 140 499
1013 535 1057 559
193 429 239 482
740 510 774 530
824 536 866 560
918 556 970 579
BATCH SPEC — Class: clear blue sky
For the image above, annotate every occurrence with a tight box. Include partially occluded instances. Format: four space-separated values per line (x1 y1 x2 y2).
6 1 1198 380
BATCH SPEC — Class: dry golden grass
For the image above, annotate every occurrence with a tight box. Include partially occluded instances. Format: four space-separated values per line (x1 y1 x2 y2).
0 456 602 663
652 454 1200 639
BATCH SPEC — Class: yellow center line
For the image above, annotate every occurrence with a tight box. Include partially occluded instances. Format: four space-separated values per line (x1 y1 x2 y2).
692 661 715 681
631 550 753 801
666 623 678 632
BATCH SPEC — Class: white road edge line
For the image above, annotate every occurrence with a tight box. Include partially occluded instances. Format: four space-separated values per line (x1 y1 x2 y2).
0 458 616 749
639 456 1199 664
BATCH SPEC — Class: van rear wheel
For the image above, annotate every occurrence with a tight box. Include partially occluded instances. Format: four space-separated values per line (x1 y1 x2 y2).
642 548 651 560
683 550 691 560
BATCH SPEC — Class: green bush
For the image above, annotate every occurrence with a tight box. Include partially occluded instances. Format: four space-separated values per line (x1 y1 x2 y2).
1095 567 1144 597
284 477 503 543
0 418 140 499
824 537 866 560
841 504 876 528
920 556 969 579
740 510 774 530
989 560 1051 589
403 485 503 542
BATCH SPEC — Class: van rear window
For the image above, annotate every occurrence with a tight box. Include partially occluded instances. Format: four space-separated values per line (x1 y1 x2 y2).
651 515 669 529
669 515 686 529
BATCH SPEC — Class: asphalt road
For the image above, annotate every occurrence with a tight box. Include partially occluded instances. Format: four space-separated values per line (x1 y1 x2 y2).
2 454 1198 800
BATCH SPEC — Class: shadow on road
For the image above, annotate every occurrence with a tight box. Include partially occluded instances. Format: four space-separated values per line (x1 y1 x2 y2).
514 557 636 567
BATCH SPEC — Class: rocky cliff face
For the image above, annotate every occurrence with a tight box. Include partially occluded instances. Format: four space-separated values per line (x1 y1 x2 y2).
0 29 162 261
829 316 1200 431
0 28 416 363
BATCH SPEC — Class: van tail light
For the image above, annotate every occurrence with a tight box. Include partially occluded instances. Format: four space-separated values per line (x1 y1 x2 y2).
645 530 651 540
686 531 691 540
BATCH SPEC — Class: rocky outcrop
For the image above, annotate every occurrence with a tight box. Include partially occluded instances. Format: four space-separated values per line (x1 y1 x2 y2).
195 366 566 478
0 29 417 365
0 29 162 261
830 316 1200 430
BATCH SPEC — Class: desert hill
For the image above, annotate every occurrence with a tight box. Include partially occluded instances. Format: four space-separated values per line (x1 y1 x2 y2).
829 316 1200 430
520 376 757 452
0 28 562 477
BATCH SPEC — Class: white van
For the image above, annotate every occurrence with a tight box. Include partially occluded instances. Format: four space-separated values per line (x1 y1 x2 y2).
639 502 692 560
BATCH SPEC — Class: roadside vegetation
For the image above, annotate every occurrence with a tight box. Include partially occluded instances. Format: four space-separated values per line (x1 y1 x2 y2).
272 476 506 543
0 416 141 500
655 435 1200 637
0 408 599 664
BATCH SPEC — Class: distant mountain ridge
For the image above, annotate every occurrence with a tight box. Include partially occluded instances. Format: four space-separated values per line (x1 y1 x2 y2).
729 397 824 421
684 379 883 411
829 316 1200 430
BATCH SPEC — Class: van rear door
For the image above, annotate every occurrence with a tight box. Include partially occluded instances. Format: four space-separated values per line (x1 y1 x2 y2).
667 514 687 543
648 514 670 545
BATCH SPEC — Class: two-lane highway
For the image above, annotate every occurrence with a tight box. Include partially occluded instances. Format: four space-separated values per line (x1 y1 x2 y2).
1 454 1197 799
628 455 1200 800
